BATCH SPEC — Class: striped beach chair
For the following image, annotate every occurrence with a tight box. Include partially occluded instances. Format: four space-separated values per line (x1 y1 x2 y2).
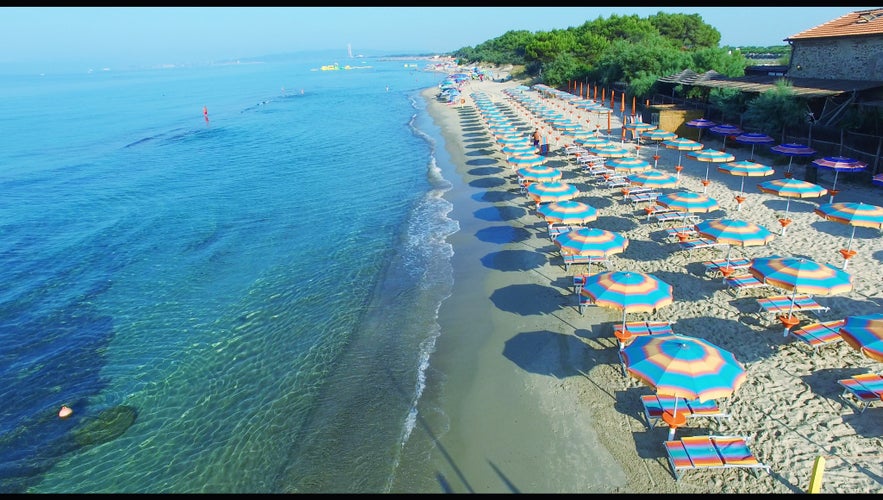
664 435 770 480
837 373 883 413
640 395 730 429
789 319 845 354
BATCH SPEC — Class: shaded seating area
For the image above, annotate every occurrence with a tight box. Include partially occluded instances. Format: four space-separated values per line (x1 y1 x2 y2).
612 321 673 349
702 258 751 278
640 395 731 430
788 319 845 354
756 295 830 320
837 373 883 413
724 274 772 295
562 253 610 272
677 237 724 254
663 435 771 481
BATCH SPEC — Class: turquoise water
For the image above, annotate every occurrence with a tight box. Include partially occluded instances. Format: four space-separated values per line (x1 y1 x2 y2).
0 52 458 492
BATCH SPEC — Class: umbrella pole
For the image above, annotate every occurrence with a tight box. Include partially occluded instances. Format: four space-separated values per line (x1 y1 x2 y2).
829 171 839 203
737 178 746 211
842 226 857 270
668 396 681 441
750 144 756 161
782 289 798 337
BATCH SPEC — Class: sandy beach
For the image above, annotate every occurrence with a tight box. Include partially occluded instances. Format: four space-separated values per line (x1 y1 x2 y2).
412 75 883 493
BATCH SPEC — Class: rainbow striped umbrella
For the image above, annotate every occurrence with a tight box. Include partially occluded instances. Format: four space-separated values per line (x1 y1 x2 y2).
579 271 673 333
734 132 774 161
497 135 531 146
575 136 610 148
687 149 736 192
708 124 743 151
537 200 598 225
554 227 628 257
516 165 562 182
590 144 631 158
656 191 719 213
621 333 746 438
717 160 775 210
770 143 816 176
627 170 679 189
606 156 652 174
501 143 537 155
623 121 656 141
641 130 677 167
526 181 579 204
757 178 827 234
694 218 774 263
685 118 716 142
506 153 547 168
814 202 883 269
839 313 883 363
811 156 868 202
663 138 703 175
748 256 853 333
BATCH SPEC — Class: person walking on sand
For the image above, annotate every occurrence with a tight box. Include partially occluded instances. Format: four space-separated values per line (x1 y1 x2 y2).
532 128 541 148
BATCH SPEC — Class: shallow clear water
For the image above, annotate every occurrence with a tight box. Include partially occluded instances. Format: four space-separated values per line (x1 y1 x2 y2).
0 52 457 493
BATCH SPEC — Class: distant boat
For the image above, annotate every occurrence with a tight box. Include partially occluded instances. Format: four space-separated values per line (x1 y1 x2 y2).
348 43 353 59
321 63 340 71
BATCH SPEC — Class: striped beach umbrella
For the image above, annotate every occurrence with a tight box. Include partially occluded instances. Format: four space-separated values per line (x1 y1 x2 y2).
708 124 743 152
770 143 816 177
606 156 652 174
811 156 868 202
627 170 679 189
694 218 774 265
663 138 703 176
717 160 775 211
685 118 716 142
575 136 611 148
757 178 827 234
579 271 673 334
734 132 774 161
656 191 720 228
506 153 547 169
623 121 656 142
839 313 883 363
537 200 598 225
687 148 736 192
553 227 628 257
501 143 537 155
590 144 631 158
526 181 579 205
748 256 853 334
814 202 883 269
620 333 746 438
641 129 677 167
516 165 562 182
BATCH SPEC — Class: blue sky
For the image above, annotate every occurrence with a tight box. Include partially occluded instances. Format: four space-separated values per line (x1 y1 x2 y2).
0 7 868 69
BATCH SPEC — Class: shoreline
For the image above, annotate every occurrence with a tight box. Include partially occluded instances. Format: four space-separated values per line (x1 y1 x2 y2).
410 77 883 493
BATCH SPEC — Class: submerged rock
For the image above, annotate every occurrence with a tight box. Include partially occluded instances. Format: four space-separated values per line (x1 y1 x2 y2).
72 405 137 447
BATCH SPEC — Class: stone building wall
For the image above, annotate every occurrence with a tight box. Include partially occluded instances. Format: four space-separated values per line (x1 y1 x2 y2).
789 36 883 81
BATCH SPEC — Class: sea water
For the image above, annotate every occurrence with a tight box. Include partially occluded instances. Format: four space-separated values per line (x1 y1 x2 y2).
0 51 458 493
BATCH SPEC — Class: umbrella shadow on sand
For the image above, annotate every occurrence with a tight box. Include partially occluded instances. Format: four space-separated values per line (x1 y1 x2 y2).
671 315 778 365
502 330 588 378
474 205 527 222
469 177 507 189
800 368 883 439
490 283 565 315
475 225 533 245
468 166 505 177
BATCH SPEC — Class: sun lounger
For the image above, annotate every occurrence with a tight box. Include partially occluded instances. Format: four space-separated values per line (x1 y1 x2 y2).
664 435 771 481
789 319 845 354
756 294 829 319
627 191 661 206
837 373 883 413
547 224 574 241
677 237 724 254
562 253 610 272
640 395 731 429
724 274 773 295
666 226 699 241
652 211 699 225
604 176 630 188
703 258 751 277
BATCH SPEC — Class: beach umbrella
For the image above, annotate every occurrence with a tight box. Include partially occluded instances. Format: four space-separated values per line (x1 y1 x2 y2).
497 135 531 147
590 144 631 158
813 202 883 269
537 200 598 226
748 256 853 335
770 143 816 178
716 160 775 211
553 227 629 258
708 124 743 152
623 121 656 143
694 218 775 275
686 148 736 192
811 156 868 203
838 313 883 363
656 191 720 231
605 157 652 175
620 333 747 439
626 170 679 190
526 181 579 205
516 165 562 183
874 173 883 187
641 129 677 168
501 143 538 155
685 118 716 142
734 132 775 161
757 178 827 235
574 136 611 148
662 138 703 177
579 271 673 336
506 153 547 169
